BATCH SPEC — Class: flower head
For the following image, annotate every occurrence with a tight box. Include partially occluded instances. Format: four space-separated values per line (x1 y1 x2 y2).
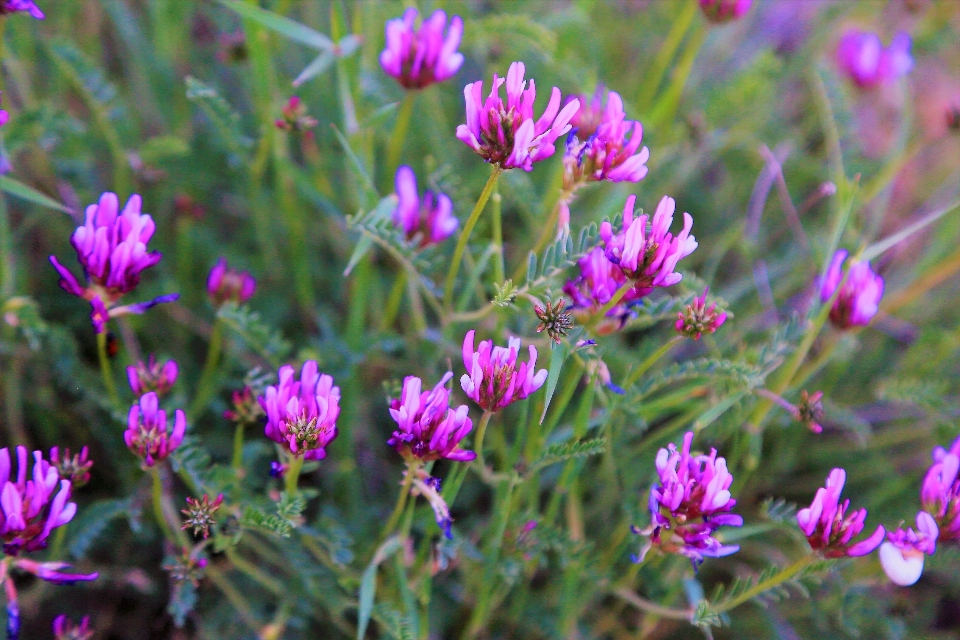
53 615 94 640
380 8 463 90
460 331 548 412
0 447 79 555
534 297 574 344
258 361 340 460
0 1 44 19
411 469 454 538
636 432 742 567
181 493 224 540
879 512 938 586
123 392 186 467
796 468 886 557
563 89 649 188
600 195 698 298
127 355 178 398
456 62 580 171
920 435 960 542
50 192 178 328
699 0 752 23
675 289 727 339
0 91 8 128
224 386 265 424
393 166 458 247
836 29 913 89
820 249 884 329
207 257 256 306
274 96 318 133
388 373 475 462
164 548 208 587
49 447 93 489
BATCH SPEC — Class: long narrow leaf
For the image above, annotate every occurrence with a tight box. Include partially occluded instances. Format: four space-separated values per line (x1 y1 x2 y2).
0 176 71 214
218 0 333 50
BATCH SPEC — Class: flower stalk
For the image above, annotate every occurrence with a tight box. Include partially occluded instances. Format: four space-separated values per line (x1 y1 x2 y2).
443 166 503 309
96 331 120 408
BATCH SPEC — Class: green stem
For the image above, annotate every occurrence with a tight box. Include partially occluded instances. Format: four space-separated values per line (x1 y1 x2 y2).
472 410 494 475
382 459 420 539
231 422 246 471
284 455 304 499
623 336 683 389
380 270 407 331
151 468 178 543
491 186 504 286
386 92 416 178
646 20 707 129
613 587 693 621
443 167 503 309
96 331 121 408
189 318 224 419
637 0 698 114
711 555 817 615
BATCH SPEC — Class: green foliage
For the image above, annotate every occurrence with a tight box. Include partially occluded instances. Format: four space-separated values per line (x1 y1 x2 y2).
216 302 292 367
530 438 607 473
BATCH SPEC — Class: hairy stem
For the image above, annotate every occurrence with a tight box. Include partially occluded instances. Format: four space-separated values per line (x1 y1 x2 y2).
382 459 420 540
284 455 304 500
387 92 415 177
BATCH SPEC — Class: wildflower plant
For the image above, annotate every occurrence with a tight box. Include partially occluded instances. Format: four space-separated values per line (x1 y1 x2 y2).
1 2 959 638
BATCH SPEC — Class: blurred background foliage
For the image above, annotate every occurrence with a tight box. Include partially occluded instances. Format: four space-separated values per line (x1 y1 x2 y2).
0 0 958 638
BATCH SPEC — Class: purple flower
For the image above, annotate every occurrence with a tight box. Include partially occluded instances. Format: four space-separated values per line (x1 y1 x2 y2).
699 0 752 23
600 195 698 298
0 447 79 556
380 8 463 90
388 372 475 462
0 1 44 19
411 470 454 538
456 62 580 171
274 96 318 134
836 29 913 89
53 614 94 640
819 249 884 329
563 89 649 187
393 166 458 247
637 432 742 566
460 331 548 412
0 91 8 128
123 392 186 467
207 257 256 306
49 192 161 302
258 361 340 460
675 289 727 340
879 512 939 586
50 192 178 329
796 468 886 558
921 435 960 543
127 355 178 398
49 447 93 489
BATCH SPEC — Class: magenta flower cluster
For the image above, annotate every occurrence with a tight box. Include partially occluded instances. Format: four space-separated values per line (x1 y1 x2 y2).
563 89 649 185
820 249 884 329
836 29 912 89
380 8 463 90
393 166 458 247
461 330 548 412
124 392 186 468
49 192 179 332
53 614 93 640
258 361 341 460
921 435 960 543
879 512 939 586
601 195 698 297
639 432 742 566
457 62 580 171
1 447 77 556
207 257 256 306
127 355 179 398
796 468 885 558
388 372 475 462
675 289 727 340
